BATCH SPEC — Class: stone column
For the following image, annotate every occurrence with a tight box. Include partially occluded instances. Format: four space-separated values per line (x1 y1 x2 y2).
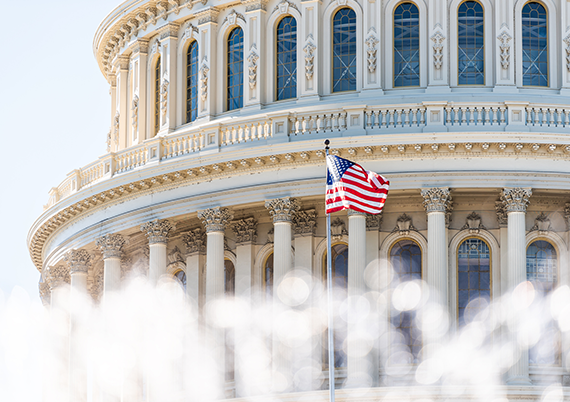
265 197 300 392
140 219 175 285
366 214 381 387
502 188 532 385
292 209 317 392
182 228 206 308
496 202 509 299
198 207 234 395
96 234 128 302
115 56 129 150
230 217 257 397
64 249 92 402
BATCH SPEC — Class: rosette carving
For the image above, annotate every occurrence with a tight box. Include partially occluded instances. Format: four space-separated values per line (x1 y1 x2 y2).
197 207 233 233
96 234 129 259
500 188 532 213
231 217 257 244
64 249 92 274
140 219 176 244
265 197 300 223
293 209 317 235
421 188 452 213
182 228 206 254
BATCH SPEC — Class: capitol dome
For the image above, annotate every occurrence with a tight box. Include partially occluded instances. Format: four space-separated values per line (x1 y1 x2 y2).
30 0 570 400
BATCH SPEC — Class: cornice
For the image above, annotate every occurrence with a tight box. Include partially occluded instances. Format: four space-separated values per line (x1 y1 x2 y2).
27 140 570 271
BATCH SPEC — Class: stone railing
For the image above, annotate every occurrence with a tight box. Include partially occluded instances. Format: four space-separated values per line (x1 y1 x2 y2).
42 101 570 210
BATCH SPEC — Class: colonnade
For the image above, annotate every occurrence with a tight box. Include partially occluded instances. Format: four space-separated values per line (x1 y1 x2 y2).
43 187 534 401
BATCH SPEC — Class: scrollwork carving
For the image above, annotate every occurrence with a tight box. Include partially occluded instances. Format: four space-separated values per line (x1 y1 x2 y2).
198 207 234 233
222 9 246 26
394 213 416 236
461 212 485 234
247 46 259 89
500 188 532 213
431 31 445 70
96 233 128 259
200 57 209 101
495 201 508 226
265 197 300 223
131 94 139 132
330 217 347 240
498 31 512 70
160 78 169 117
365 30 379 73
530 212 551 234
421 188 452 213
564 34 570 72
366 213 382 231
64 249 93 274
140 219 176 244
293 209 317 236
231 217 258 243
182 228 206 254
303 38 316 80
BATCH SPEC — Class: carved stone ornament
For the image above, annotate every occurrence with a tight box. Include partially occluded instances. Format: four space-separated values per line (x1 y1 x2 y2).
199 57 209 101
168 0 181 15
530 212 551 234
168 246 185 264
265 197 301 223
64 249 93 274
243 0 268 12
500 188 532 213
366 213 382 231
46 265 70 289
365 30 379 73
293 209 317 236
497 31 512 70
303 37 316 80
330 217 348 240
564 34 570 72
395 213 417 236
461 212 484 234
231 217 258 243
198 207 234 233
96 233 128 259
91 269 104 300
267 227 274 243
181 23 198 43
131 94 139 131
431 31 445 70
113 111 120 145
39 281 50 306
150 40 161 61
421 187 452 213
160 77 169 117
223 9 246 26
140 219 176 244
248 46 260 89
106 129 112 152
495 201 508 226
182 228 206 254
274 0 300 15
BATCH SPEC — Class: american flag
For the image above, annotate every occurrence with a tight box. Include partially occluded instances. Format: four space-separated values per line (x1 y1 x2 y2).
326 155 389 214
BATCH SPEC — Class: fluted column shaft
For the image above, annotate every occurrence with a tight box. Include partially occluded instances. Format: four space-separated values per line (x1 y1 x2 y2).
182 228 206 307
503 188 532 385
265 197 300 393
141 219 175 285
365 214 381 387
97 234 128 302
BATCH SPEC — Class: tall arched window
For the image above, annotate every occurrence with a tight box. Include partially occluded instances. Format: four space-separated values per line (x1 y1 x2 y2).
154 56 161 135
527 240 559 365
457 238 491 326
225 259 236 381
458 1 484 85
227 27 244 111
332 8 357 92
394 2 420 87
522 1 548 87
174 269 186 291
264 252 274 302
276 16 297 100
390 240 422 363
186 41 199 123
323 243 348 368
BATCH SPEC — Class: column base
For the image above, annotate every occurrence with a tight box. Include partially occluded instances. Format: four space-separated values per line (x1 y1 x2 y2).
506 375 532 385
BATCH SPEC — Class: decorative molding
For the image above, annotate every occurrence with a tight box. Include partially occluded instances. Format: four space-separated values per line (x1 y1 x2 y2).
267 227 274 243
64 249 93 274
198 207 233 233
46 265 70 289
565 203 570 231
366 213 382 231
431 31 445 70
160 78 169 117
365 29 379 73
273 0 300 15
303 36 316 80
497 31 512 70
293 209 317 236
113 111 120 145
96 233 128 259
242 0 268 12
394 213 416 236
182 228 206 254
500 188 532 213
461 212 485 234
222 9 246 26
131 94 139 132
495 201 508 227
168 246 185 264
564 34 570 72
140 219 175 244
265 197 300 223
247 45 259 89
530 212 551 234
231 217 258 243
199 57 209 101
421 188 452 213
196 7 220 25
331 217 347 241
180 23 199 43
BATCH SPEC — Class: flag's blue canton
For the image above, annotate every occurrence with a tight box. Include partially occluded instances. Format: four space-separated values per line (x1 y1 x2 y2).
327 156 355 185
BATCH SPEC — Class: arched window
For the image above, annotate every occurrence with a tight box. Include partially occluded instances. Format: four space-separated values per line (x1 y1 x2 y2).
227 27 244 111
276 16 297 100
394 2 420 87
186 41 199 123
457 238 491 326
323 243 348 368
154 56 161 135
389 240 422 363
332 8 357 92
264 252 274 302
527 240 559 365
174 269 186 291
224 259 236 381
522 1 548 87
225 259 235 296
458 1 484 85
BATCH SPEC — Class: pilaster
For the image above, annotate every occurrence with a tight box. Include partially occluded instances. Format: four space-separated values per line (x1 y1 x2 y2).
299 0 321 99
427 0 449 89
561 1 570 94
363 0 381 91
197 8 219 119
109 75 118 152
157 23 180 135
494 0 515 90
130 40 149 144
182 228 206 306
115 56 130 150
243 0 267 107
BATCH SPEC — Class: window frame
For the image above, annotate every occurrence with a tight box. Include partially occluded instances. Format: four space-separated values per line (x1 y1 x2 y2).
331 7 358 93
275 15 298 101
393 1 422 88
185 40 200 124
225 26 245 112
456 0 486 86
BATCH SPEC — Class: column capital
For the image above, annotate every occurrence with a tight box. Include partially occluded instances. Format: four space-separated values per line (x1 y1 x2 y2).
39 281 50 306
421 187 453 213
265 197 300 223
182 228 206 254
231 217 258 244
96 233 129 259
46 265 70 290
198 207 234 233
64 249 92 274
293 209 317 236
495 201 508 227
366 213 382 231
140 219 176 244
501 188 532 213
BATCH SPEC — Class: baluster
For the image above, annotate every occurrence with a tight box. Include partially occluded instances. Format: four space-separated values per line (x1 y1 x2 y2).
419 108 426 126
404 109 410 127
381 110 387 128
294 118 300 135
387 110 394 128
556 109 562 127
460 108 466 125
549 109 555 127
411 108 418 127
365 110 372 129
565 110 570 127
445 106 452 125
453 107 460 125
476 107 482 125
469 107 475 125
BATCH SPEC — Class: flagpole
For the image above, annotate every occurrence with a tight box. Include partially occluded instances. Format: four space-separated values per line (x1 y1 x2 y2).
324 139 335 402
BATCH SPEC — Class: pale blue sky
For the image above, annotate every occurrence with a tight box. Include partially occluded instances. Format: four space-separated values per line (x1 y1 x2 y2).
0 0 121 300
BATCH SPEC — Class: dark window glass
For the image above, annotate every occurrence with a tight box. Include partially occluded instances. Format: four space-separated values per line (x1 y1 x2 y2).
394 3 420 87
522 2 548 87
154 56 161 135
458 1 484 85
457 238 490 326
227 28 244 111
276 16 297 100
390 240 422 363
174 270 186 291
332 8 357 92
186 41 199 123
